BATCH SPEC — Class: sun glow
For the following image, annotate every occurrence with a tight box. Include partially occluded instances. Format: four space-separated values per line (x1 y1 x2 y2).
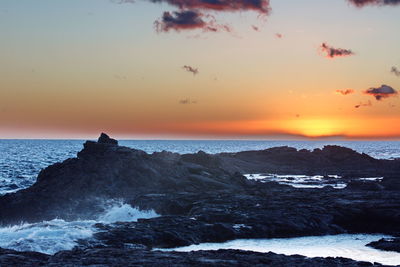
288 118 344 138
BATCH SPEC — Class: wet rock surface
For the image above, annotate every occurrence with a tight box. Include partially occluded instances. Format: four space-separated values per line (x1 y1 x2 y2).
0 248 390 267
0 247 391 266
367 238 400 253
0 134 399 266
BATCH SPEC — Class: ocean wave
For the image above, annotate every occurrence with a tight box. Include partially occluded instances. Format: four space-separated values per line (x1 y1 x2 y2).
0 201 158 254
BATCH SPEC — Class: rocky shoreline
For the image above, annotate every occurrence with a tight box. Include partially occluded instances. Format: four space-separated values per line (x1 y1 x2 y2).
0 247 392 267
0 133 399 266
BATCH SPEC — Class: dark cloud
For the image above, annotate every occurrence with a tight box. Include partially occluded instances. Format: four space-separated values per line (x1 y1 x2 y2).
116 0 270 32
148 0 271 14
182 65 199 75
336 89 355 95
391 66 400 77
320 43 355 59
155 11 231 32
347 0 400 7
155 10 205 32
355 100 372 108
364 84 398 101
179 98 197 104
114 0 398 33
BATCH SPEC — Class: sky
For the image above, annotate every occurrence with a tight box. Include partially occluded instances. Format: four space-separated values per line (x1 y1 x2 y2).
0 0 399 139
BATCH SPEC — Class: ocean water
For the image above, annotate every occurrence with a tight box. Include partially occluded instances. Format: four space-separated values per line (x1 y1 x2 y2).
0 201 158 254
1 139 400 195
160 234 400 266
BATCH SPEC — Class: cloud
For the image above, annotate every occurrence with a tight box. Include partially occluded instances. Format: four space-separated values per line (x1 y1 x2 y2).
320 43 355 59
391 66 400 77
155 10 205 32
347 0 400 7
149 0 271 14
251 25 260 32
355 100 372 108
364 84 398 101
182 65 199 75
115 0 270 32
155 11 231 32
114 0 398 33
275 33 283 39
179 98 197 104
336 89 355 95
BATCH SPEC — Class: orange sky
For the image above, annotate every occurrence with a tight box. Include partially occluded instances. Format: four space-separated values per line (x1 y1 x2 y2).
0 0 399 139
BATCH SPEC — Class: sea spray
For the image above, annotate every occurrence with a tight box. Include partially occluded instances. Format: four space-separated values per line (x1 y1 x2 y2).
98 201 158 223
0 201 158 254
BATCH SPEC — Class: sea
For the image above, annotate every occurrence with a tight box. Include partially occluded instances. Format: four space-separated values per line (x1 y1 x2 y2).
0 139 399 264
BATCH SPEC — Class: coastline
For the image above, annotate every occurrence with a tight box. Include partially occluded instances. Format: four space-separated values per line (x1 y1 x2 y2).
0 133 399 266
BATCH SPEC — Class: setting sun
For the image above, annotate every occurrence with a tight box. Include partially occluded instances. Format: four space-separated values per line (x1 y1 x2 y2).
287 118 344 138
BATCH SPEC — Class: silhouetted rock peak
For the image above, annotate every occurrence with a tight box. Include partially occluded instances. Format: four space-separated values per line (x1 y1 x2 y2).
97 133 118 145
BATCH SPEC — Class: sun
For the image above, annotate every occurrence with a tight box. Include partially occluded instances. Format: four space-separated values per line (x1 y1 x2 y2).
288 118 343 138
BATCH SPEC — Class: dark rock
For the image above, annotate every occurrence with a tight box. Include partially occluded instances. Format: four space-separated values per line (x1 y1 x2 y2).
97 132 118 145
0 134 245 224
367 237 400 253
0 134 399 234
346 181 384 191
381 176 400 191
0 247 389 266
0 248 49 267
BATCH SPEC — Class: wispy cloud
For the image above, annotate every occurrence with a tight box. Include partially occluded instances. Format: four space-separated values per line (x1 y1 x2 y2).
336 89 355 95
179 98 198 104
364 84 398 101
391 66 400 77
355 100 372 108
251 25 260 32
182 65 199 75
320 43 355 59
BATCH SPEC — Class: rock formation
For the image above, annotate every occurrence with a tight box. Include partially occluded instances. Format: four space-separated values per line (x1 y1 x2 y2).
0 134 399 266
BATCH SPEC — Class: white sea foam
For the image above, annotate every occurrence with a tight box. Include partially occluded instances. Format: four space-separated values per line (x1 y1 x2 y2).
99 202 158 223
244 174 347 189
160 234 400 266
0 202 158 254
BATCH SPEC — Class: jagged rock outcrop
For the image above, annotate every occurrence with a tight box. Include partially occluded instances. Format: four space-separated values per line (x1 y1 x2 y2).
0 134 399 225
0 135 246 224
216 145 400 176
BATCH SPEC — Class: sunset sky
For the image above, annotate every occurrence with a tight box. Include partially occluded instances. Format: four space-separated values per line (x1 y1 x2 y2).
1 0 399 139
